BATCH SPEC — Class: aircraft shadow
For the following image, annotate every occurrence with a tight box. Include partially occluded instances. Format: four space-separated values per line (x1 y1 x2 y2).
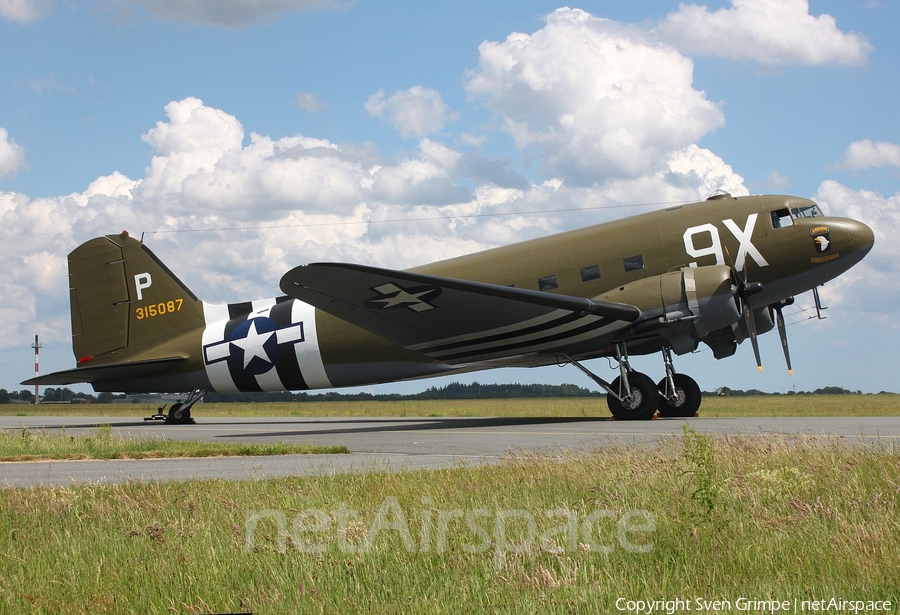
10 416 611 437
213 416 612 440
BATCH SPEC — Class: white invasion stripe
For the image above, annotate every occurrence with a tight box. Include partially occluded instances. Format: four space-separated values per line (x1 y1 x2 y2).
250 297 277 317
292 300 332 389
255 364 286 391
203 302 229 323
409 309 573 352
438 319 628 363
252 303 288 393
424 313 602 359
202 302 238 393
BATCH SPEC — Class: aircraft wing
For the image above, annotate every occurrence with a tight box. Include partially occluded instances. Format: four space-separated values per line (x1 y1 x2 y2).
22 357 186 386
280 263 640 365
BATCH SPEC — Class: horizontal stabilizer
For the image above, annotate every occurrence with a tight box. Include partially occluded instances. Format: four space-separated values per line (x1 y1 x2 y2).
22 357 186 386
280 263 640 364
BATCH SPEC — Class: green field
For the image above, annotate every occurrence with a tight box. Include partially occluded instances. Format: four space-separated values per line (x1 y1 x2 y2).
2 393 899 419
1 430 897 614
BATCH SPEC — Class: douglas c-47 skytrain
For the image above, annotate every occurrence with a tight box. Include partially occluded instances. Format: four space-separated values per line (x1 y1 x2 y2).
25 193 874 422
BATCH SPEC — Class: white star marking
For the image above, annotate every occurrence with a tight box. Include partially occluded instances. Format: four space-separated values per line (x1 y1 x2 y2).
370 283 436 312
230 320 275 368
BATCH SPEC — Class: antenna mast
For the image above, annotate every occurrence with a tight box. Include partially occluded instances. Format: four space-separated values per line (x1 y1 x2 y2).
31 334 41 404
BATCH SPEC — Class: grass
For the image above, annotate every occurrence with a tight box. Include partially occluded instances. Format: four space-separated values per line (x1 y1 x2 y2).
0 424 347 461
1 393 899 419
1 431 898 614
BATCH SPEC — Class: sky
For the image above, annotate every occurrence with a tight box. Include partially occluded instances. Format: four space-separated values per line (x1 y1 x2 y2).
1 0 898 397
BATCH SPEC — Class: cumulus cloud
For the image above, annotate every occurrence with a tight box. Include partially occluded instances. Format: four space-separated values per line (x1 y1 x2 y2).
836 140 900 171
136 98 378 217
135 0 348 27
0 128 26 179
0 128 25 178
655 0 873 66
0 0 54 22
465 8 726 185
365 87 455 139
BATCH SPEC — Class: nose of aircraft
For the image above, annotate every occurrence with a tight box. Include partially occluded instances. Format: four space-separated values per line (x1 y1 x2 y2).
845 218 875 256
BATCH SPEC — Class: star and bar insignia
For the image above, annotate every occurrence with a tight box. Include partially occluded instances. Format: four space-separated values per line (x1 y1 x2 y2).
363 282 441 312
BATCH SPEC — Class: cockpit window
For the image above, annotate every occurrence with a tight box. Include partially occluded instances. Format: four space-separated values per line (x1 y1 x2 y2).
772 204 823 228
771 208 793 229
791 204 822 219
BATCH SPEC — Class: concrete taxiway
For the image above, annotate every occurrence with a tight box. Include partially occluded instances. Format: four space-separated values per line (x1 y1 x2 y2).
2 415 898 488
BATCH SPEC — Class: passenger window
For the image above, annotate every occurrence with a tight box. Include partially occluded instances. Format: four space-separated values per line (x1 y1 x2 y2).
771 208 793 229
623 255 644 272
538 274 559 292
580 265 601 282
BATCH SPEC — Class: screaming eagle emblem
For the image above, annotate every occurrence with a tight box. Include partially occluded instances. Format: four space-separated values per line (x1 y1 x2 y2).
810 226 831 253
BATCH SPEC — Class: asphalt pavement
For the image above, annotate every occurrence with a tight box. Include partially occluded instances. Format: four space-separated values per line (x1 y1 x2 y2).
2 415 897 488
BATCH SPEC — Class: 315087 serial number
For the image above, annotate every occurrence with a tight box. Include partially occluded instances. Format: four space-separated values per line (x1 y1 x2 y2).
136 298 184 320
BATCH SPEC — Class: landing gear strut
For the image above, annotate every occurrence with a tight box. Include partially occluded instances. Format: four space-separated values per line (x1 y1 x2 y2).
564 344 659 420
656 347 701 417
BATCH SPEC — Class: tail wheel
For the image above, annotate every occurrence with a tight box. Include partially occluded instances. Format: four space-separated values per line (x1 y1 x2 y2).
166 403 192 425
657 373 701 417
607 372 659 420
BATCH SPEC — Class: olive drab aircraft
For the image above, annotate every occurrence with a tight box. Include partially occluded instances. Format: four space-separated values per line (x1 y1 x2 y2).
24 193 874 423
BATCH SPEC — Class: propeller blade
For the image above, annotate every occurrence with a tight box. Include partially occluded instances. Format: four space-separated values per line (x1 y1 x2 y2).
744 301 762 372
733 264 764 373
774 302 793 375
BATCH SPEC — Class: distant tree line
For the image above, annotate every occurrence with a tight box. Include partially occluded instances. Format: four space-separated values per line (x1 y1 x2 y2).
204 382 603 403
711 386 890 396
0 388 127 404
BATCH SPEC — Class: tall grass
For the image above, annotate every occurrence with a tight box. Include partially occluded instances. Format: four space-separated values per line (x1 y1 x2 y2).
1 433 897 614
0 425 346 460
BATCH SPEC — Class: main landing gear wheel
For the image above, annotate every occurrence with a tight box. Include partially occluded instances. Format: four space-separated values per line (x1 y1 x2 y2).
657 373 701 418
606 372 659 421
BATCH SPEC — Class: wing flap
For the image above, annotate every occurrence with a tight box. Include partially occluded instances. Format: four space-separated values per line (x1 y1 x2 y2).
280 263 640 364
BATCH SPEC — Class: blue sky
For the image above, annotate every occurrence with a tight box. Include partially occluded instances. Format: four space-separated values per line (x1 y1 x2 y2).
1 0 898 397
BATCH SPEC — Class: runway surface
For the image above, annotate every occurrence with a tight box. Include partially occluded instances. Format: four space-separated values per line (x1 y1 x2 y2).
2 415 898 488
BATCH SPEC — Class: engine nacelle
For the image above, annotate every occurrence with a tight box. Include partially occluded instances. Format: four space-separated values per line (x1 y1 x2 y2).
596 265 741 354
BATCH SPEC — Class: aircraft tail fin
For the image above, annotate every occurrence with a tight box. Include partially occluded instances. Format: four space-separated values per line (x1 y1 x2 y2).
67 232 205 366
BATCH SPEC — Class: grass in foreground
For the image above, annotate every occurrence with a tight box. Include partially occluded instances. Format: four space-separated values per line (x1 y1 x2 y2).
1 431 897 614
0 425 347 461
